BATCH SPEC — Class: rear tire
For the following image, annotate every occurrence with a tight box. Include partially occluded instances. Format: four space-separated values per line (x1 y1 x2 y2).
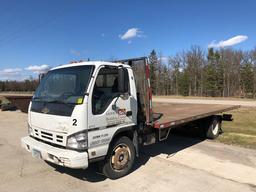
100 136 135 179
206 117 221 139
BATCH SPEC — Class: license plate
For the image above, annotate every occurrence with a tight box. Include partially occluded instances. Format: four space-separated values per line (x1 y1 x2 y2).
32 149 42 159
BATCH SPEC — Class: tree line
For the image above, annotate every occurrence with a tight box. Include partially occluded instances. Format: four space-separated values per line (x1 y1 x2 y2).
0 79 38 92
1 46 256 98
149 46 256 98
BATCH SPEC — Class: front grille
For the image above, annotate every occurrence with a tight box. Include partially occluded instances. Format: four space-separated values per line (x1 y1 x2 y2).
41 131 53 140
33 128 66 146
32 136 66 149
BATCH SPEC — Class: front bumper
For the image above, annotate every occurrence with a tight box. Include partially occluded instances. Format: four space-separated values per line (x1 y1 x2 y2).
21 136 88 169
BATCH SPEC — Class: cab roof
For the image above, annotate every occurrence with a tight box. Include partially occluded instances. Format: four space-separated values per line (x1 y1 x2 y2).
50 61 130 71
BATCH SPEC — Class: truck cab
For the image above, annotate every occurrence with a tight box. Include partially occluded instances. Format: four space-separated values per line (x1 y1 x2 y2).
22 59 149 179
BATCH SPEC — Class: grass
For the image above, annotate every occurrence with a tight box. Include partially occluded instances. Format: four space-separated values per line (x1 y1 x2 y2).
218 107 256 149
0 96 10 105
154 95 256 101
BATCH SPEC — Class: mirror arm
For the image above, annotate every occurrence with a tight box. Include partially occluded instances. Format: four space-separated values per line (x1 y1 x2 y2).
112 95 120 110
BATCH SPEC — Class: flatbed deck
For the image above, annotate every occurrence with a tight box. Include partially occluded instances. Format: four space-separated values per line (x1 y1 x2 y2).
153 102 240 129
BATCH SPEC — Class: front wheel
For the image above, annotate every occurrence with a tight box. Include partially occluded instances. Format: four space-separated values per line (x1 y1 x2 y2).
100 136 135 179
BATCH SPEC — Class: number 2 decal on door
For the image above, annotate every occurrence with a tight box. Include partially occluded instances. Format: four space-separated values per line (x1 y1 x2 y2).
73 119 77 126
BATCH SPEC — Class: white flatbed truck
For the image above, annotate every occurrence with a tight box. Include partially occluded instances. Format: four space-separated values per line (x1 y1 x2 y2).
21 57 239 179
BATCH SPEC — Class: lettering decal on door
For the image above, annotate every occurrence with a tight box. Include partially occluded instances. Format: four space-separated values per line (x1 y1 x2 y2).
118 109 126 115
106 109 126 126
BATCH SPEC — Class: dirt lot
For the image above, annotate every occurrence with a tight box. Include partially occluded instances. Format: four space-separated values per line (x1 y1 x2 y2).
0 111 256 192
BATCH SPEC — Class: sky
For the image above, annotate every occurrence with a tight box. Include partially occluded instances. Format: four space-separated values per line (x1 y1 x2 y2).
0 0 255 80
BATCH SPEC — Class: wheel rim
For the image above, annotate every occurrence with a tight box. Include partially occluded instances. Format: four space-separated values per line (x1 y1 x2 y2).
110 143 131 171
212 122 219 135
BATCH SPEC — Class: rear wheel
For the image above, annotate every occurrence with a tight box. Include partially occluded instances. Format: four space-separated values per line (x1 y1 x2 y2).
206 117 221 139
100 136 135 179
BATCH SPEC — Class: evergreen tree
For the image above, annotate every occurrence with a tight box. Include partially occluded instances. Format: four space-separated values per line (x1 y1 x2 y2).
148 50 158 94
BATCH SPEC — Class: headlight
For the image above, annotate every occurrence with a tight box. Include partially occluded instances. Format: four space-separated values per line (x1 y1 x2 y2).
67 131 88 150
28 124 33 136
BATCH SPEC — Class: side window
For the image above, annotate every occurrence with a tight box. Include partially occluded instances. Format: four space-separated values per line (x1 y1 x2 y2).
92 67 119 114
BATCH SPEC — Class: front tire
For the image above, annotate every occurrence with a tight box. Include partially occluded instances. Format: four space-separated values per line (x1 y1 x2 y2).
100 136 135 179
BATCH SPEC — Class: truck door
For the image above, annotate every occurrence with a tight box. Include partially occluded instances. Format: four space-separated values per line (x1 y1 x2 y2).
115 57 153 125
87 66 136 158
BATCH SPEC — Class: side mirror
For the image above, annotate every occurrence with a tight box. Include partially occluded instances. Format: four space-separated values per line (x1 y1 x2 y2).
118 67 128 94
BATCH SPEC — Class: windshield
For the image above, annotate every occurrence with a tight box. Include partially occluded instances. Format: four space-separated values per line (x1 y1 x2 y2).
33 65 94 104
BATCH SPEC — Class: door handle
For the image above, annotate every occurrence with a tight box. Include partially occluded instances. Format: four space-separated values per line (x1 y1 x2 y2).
126 111 132 117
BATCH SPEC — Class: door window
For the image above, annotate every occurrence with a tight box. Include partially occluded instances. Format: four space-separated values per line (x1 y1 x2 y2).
92 67 120 114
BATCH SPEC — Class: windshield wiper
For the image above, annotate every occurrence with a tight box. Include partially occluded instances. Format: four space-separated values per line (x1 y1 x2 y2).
32 96 43 101
47 99 74 105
